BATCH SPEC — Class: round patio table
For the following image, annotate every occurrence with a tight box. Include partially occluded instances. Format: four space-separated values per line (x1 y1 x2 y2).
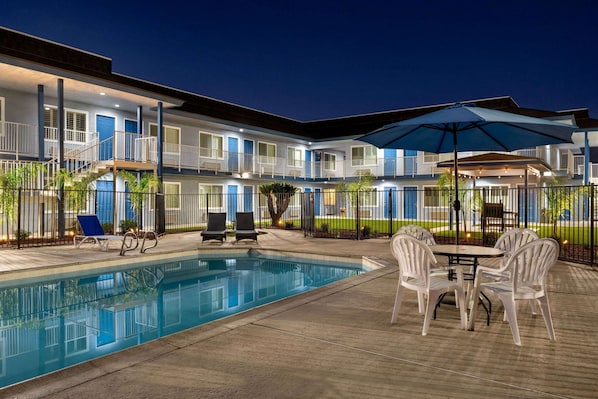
429 244 504 328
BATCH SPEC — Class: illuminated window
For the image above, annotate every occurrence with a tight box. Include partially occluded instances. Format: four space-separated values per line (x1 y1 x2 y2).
44 107 88 142
199 132 223 158
287 146 302 167
323 153 336 171
258 142 276 164
199 184 223 209
164 182 181 210
149 123 180 153
351 146 376 166
424 186 440 207
324 188 336 206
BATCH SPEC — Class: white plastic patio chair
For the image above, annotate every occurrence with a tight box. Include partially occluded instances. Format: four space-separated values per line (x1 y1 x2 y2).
392 225 449 313
395 224 436 245
390 234 467 336
494 228 539 265
480 228 540 312
471 238 559 346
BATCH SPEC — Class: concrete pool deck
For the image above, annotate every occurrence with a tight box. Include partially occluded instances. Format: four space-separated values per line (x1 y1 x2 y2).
1 229 597 398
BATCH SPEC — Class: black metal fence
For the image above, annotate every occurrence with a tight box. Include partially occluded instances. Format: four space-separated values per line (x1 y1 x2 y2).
1 185 596 266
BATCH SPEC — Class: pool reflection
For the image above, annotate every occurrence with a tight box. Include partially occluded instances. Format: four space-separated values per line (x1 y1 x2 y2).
0 254 361 388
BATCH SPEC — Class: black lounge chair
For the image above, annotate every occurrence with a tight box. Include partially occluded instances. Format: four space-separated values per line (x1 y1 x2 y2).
201 212 227 242
235 212 258 243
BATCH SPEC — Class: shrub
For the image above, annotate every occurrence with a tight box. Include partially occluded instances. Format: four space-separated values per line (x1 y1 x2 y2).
119 219 138 233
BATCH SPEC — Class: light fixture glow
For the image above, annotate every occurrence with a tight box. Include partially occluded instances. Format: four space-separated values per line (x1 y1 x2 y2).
114 104 120 108
99 92 106 96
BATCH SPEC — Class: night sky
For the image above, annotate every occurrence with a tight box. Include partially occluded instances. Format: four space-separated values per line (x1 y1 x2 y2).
2 0 597 121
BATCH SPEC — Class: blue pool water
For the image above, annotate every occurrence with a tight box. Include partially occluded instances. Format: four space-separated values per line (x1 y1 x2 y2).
0 251 364 388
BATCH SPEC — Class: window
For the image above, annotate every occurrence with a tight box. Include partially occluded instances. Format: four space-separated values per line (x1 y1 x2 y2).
478 185 509 203
199 285 224 316
199 184 223 209
323 188 336 206
361 189 378 207
164 182 181 210
424 186 441 207
423 152 438 163
323 153 336 171
44 107 88 142
287 146 302 167
65 319 87 356
149 123 180 153
424 152 452 163
351 145 377 166
163 287 181 327
199 132 223 158
258 142 276 164
257 273 276 299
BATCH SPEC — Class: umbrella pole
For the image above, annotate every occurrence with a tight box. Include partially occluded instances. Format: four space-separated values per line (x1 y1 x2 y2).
453 132 460 245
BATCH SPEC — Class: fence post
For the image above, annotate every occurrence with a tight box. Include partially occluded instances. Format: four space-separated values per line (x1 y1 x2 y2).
591 184 595 266
356 190 360 240
17 188 22 249
388 188 393 237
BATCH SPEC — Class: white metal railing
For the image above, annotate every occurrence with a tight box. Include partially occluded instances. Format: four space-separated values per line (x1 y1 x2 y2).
3 124 583 181
0 121 38 159
44 127 97 144
516 148 538 158
0 159 59 189
573 155 584 176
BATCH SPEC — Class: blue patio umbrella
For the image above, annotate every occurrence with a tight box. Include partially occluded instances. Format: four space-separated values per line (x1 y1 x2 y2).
358 103 576 244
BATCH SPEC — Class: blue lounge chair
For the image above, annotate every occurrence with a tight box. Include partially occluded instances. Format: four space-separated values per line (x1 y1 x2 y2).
201 213 227 243
235 212 258 243
74 215 138 255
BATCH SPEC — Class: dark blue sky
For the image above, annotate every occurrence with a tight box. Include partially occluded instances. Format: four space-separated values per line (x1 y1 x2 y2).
2 0 597 121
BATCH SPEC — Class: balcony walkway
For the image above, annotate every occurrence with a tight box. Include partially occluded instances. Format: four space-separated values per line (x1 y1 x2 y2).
0 230 597 398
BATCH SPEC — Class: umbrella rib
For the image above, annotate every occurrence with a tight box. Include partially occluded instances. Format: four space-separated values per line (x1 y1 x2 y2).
362 124 426 148
501 122 571 141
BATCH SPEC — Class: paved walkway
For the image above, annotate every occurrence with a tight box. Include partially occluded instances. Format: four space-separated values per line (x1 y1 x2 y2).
1 229 597 398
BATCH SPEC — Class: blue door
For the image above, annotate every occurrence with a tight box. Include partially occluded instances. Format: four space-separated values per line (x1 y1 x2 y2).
384 187 398 218
97 309 115 346
228 185 238 220
404 186 417 219
519 185 537 223
243 186 253 212
404 150 417 176
384 149 396 176
305 150 311 178
124 119 138 161
96 180 113 225
243 140 253 172
96 115 115 161
228 137 238 172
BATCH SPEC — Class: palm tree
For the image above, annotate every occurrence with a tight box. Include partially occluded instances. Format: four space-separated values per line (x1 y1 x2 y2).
0 163 46 221
51 169 104 216
119 171 161 230
437 170 469 232
541 176 580 239
259 183 297 226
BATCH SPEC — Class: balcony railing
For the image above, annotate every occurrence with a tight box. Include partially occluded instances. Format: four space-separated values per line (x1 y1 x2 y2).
0 121 38 159
0 121 591 181
0 159 59 189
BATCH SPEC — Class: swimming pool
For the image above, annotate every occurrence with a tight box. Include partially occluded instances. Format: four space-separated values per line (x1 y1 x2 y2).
0 250 367 388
